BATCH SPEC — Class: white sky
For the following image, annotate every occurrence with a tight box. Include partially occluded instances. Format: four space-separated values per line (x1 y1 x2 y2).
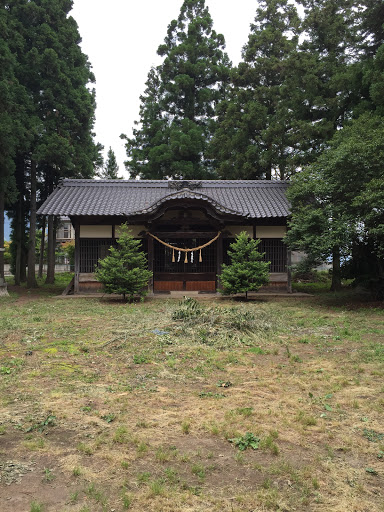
71 0 257 178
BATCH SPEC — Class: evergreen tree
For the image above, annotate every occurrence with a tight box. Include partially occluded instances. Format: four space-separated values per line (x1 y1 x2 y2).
295 0 359 155
95 225 152 301
0 4 27 282
123 0 231 179
286 0 384 293
286 113 384 292
99 147 120 179
210 0 301 180
219 232 270 300
5 0 100 285
122 67 170 180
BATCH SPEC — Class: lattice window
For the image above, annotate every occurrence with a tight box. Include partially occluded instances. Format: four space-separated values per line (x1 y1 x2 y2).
79 238 147 273
259 239 287 272
223 238 287 273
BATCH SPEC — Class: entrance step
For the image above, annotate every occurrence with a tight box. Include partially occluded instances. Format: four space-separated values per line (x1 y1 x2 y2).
168 291 215 298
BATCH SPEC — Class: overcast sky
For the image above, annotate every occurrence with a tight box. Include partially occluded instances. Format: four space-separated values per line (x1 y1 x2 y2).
71 0 258 178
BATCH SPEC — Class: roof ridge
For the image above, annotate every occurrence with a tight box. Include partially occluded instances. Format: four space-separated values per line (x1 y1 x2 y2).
61 178 289 186
124 188 244 218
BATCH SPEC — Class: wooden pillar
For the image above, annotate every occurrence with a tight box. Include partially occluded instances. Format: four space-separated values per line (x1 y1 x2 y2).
216 232 223 292
27 160 37 288
287 249 292 293
45 215 56 284
74 222 80 294
147 233 154 295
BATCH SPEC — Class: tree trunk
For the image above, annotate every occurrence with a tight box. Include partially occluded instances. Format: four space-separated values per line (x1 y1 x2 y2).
330 246 342 292
14 194 23 285
14 159 25 285
38 216 46 278
0 189 4 281
45 215 56 284
287 249 292 293
27 160 38 288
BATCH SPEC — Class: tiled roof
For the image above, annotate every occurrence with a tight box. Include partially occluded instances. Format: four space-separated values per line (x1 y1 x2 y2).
37 179 290 219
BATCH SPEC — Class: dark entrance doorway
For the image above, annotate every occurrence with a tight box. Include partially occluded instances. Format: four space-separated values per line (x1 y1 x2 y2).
153 236 217 292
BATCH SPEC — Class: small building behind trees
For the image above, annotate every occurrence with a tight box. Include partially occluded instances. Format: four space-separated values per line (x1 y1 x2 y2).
37 179 291 294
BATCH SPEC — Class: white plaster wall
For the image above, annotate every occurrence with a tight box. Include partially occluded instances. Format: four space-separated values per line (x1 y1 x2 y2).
80 225 113 238
115 225 146 238
226 225 253 238
256 226 286 238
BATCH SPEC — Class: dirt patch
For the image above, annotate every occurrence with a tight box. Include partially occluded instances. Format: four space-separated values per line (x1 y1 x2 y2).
1 295 384 511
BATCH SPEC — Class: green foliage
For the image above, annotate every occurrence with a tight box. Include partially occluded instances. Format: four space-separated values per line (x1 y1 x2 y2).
95 225 152 300
25 415 56 433
3 241 11 264
60 241 75 267
3 0 101 286
172 297 277 347
286 113 384 292
99 147 120 179
219 232 270 298
123 0 231 179
362 428 384 443
229 432 260 451
30 502 44 512
172 297 202 320
210 0 302 179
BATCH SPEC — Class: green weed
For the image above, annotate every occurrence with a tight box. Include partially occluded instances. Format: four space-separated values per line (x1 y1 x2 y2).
30 502 44 512
229 432 260 451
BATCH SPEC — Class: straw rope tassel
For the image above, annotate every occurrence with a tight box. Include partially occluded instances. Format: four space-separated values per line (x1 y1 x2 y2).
148 231 221 265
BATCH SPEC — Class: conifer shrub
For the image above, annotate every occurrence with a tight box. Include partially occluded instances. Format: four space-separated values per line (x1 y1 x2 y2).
219 232 270 299
95 225 152 301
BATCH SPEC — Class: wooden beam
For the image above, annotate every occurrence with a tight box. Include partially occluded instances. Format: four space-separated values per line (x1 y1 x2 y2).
152 231 218 239
147 233 154 295
287 249 292 293
216 232 223 291
74 222 80 294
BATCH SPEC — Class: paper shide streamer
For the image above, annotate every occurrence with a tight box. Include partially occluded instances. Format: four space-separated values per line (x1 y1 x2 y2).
148 232 221 264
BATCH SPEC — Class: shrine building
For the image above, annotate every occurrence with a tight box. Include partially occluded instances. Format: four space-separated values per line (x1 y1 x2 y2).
38 179 291 294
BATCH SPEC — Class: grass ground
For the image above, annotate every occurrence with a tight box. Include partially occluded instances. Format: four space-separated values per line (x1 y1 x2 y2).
0 278 383 511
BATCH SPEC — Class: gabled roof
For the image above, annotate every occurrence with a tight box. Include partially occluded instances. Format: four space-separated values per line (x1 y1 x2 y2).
37 179 290 219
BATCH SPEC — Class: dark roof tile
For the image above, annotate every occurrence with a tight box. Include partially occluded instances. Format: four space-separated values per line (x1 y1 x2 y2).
37 179 290 219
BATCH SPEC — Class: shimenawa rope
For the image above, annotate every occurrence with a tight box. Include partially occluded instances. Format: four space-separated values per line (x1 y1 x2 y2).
147 231 221 263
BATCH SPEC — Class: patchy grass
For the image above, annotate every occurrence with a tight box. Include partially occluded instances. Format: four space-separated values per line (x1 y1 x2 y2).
0 289 383 511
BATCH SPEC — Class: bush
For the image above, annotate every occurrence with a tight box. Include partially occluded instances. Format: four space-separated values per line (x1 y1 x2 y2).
219 232 270 299
95 224 152 301
292 255 322 282
3 241 11 264
60 241 75 268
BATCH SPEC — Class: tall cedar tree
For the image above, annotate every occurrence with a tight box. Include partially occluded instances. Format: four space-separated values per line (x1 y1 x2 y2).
6 0 99 286
220 232 270 300
286 113 384 291
123 0 231 179
209 0 301 180
0 6 15 282
286 0 384 292
0 5 28 282
282 0 363 290
95 225 153 301
296 0 358 153
99 147 120 179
